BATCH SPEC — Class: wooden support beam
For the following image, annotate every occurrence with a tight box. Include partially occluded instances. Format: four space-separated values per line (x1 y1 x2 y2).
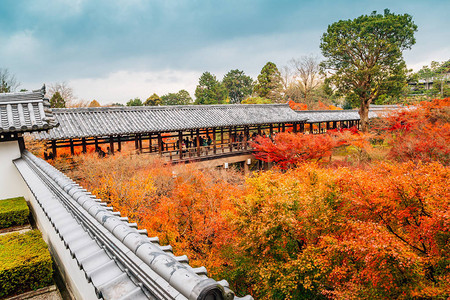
138 134 143 151
310 123 314 134
318 122 321 133
117 136 121 152
178 131 183 160
109 136 114 154
135 135 139 149
212 127 217 154
82 138 87 153
257 125 261 136
70 139 74 155
52 140 57 158
220 127 224 146
149 133 152 153
282 123 285 132
269 124 273 136
158 133 162 155
196 129 200 156
229 127 233 152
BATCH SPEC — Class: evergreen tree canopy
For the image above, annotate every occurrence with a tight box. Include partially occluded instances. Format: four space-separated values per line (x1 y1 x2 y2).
161 90 193 105
195 72 227 105
126 98 143 106
50 91 66 108
254 62 283 103
320 9 417 131
144 93 162 106
222 69 254 104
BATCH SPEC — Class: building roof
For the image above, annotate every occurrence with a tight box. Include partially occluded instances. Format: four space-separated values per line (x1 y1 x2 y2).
15 150 251 300
0 86 58 134
36 104 307 140
295 109 379 123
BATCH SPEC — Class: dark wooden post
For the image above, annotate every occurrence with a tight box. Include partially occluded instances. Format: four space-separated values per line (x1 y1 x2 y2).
293 123 297 133
310 123 314 134
178 131 183 160
257 125 261 136
282 123 285 132
300 123 304 133
244 126 248 150
81 138 87 153
318 122 321 133
109 136 114 154
220 127 224 146
51 140 57 158
70 139 74 155
134 135 139 149
212 127 217 154
229 127 233 152
158 133 162 155
269 124 273 136
196 129 200 156
148 134 152 153
138 134 142 151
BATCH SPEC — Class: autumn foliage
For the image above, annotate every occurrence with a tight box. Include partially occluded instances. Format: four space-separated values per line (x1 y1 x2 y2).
49 98 449 299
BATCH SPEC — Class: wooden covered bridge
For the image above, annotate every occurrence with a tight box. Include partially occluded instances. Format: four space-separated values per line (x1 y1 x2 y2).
35 104 378 163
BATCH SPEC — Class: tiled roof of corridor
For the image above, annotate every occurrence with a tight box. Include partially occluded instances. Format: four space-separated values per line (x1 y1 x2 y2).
295 109 379 123
0 86 58 134
36 104 308 140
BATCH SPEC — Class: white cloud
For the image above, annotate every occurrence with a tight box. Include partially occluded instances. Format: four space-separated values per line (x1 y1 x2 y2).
68 69 201 105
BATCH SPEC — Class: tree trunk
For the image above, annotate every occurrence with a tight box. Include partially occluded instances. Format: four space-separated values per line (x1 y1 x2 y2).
359 100 370 132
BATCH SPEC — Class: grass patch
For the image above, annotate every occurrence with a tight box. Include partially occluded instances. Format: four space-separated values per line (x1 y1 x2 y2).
0 230 53 298
0 197 29 228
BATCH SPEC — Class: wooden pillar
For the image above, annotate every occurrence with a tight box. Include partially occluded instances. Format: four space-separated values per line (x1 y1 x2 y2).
293 123 297 133
109 136 114 154
282 123 285 132
229 127 233 152
178 131 183 160
135 135 139 149
309 123 314 134
269 124 273 136
220 127 224 146
318 122 321 133
70 139 74 155
149 134 152 153
95 137 99 150
213 127 217 154
117 135 121 152
257 125 261 136
51 140 57 158
300 123 304 133
196 129 200 156
82 138 87 153
326 122 330 131
244 126 248 150
138 134 143 151
158 133 162 155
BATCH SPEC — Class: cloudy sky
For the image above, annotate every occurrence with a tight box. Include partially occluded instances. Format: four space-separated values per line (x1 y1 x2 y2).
1 0 449 105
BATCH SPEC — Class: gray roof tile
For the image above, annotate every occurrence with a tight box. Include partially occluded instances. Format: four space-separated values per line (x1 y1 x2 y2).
36 104 307 140
0 86 58 134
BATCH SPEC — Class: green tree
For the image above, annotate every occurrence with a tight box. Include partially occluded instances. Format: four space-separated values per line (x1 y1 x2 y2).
126 98 143 106
241 96 272 104
320 9 417 131
144 93 162 106
194 72 227 105
254 62 283 103
222 69 254 104
50 91 66 108
161 90 193 105
0 68 19 93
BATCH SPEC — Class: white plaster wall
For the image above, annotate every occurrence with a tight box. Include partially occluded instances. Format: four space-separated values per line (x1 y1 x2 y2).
0 141 30 200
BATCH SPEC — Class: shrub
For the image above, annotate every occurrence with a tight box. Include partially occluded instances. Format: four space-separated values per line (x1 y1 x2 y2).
0 230 53 297
0 197 29 228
